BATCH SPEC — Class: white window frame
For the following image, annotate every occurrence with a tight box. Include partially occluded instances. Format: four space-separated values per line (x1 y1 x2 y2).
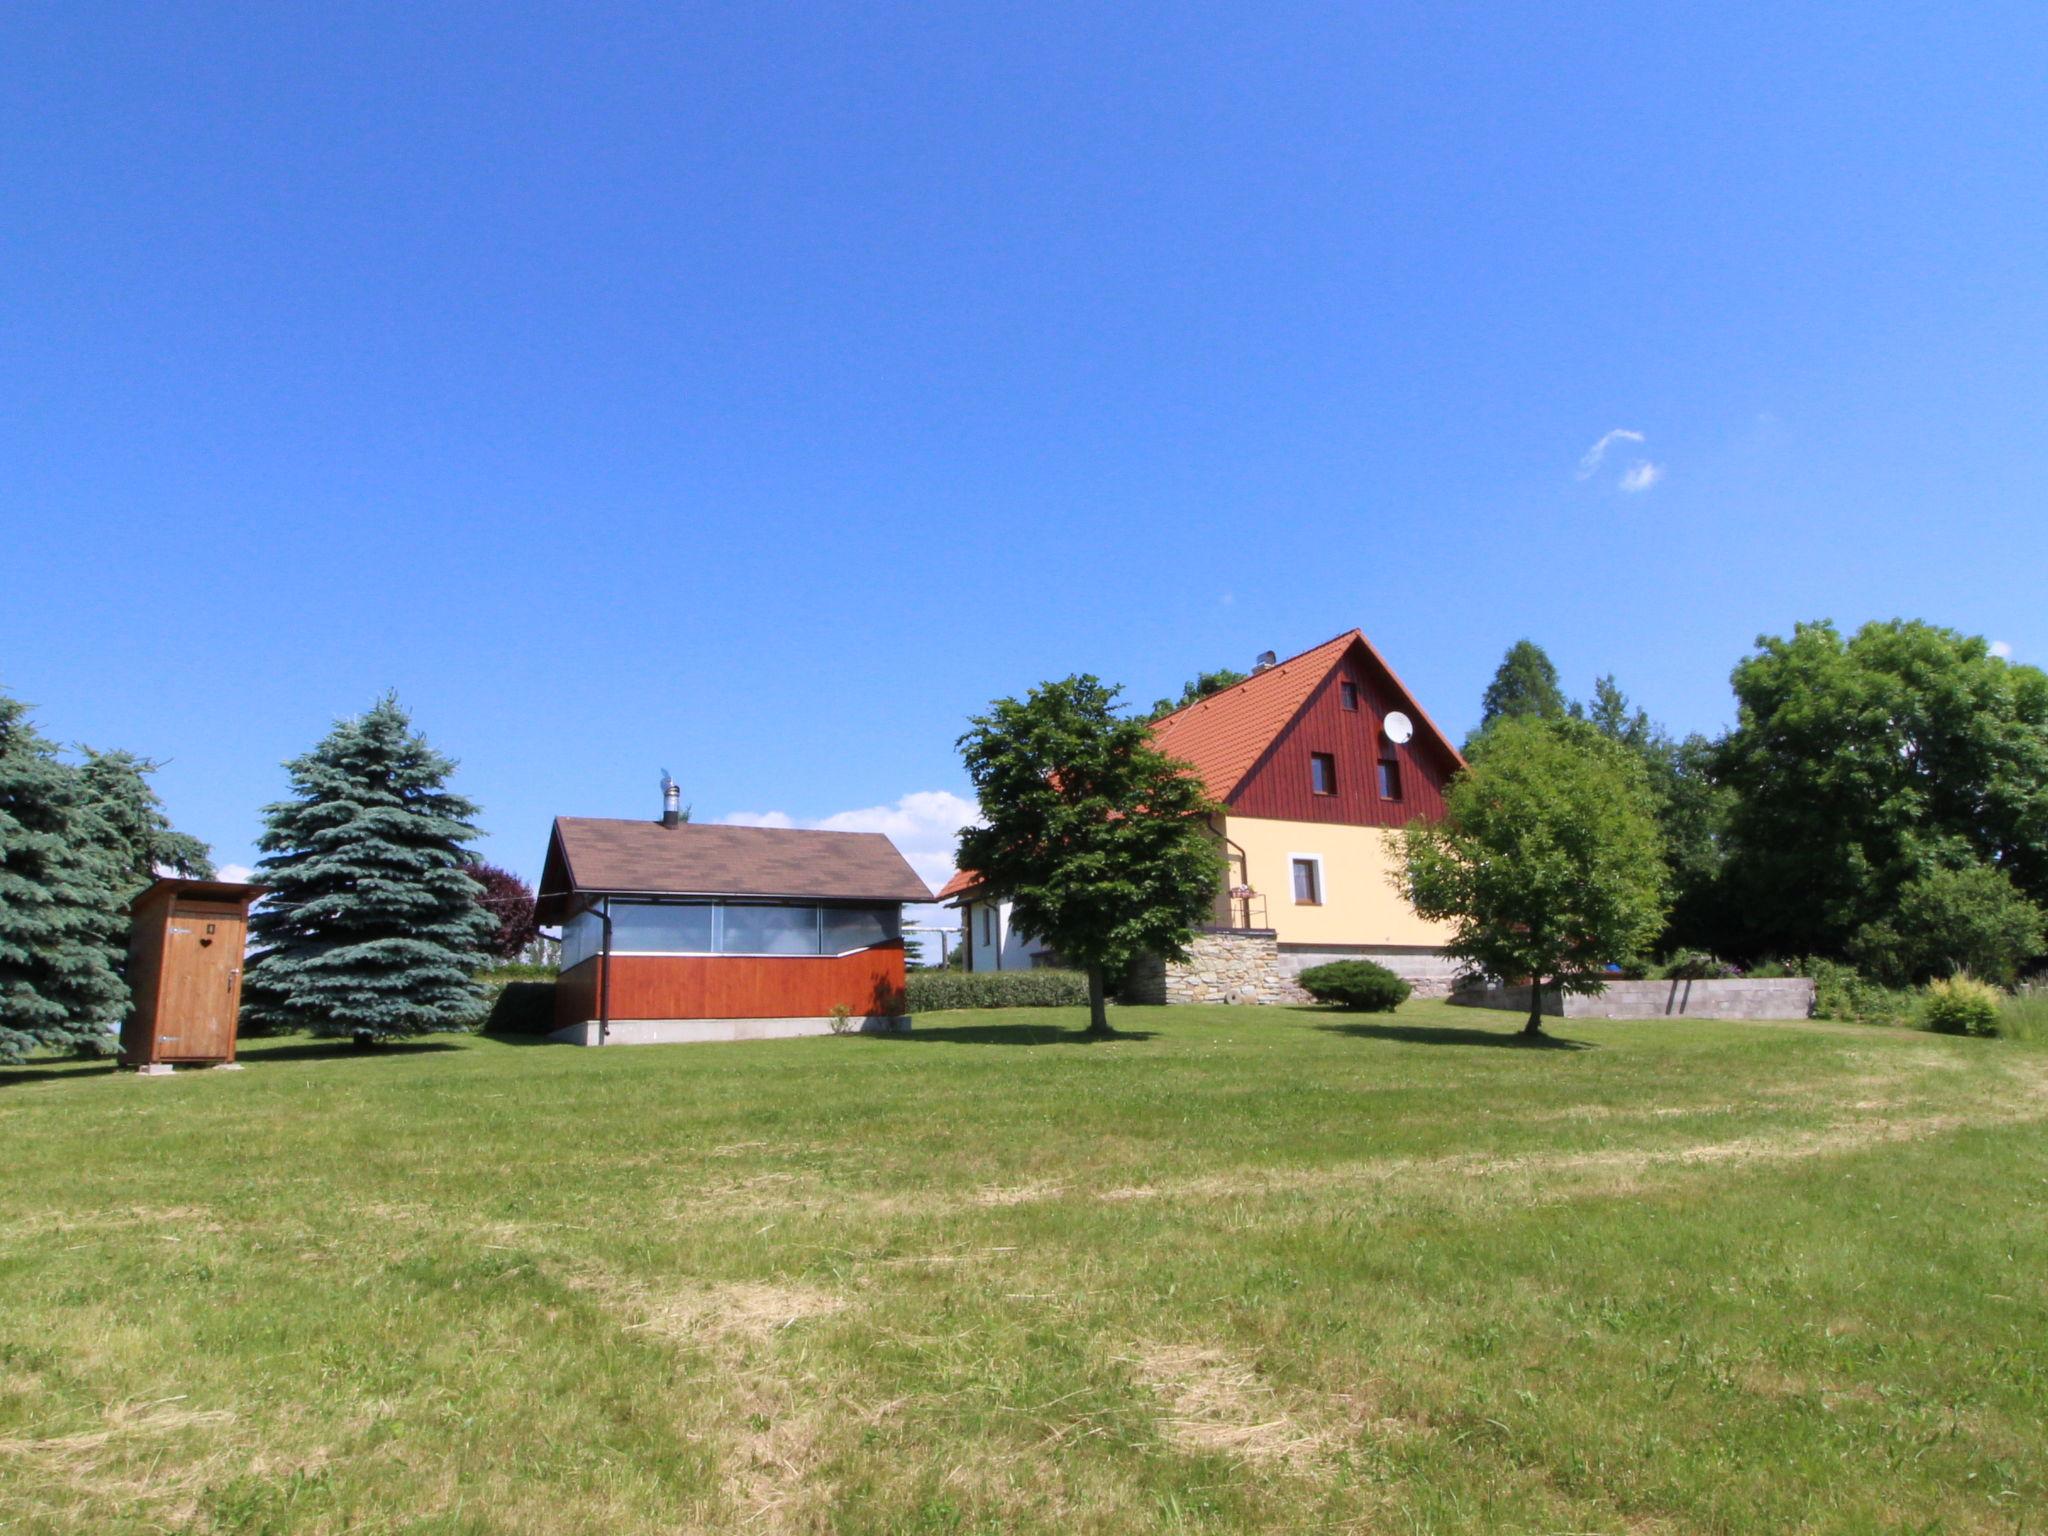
1289 854 1325 906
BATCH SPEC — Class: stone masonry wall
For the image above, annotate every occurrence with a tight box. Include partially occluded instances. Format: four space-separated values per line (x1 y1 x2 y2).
1124 929 1312 1007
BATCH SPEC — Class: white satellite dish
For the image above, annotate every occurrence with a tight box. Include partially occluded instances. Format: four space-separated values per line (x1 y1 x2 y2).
1382 711 1415 745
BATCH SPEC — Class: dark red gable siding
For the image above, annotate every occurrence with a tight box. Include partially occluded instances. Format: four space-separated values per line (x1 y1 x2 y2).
1227 645 1456 825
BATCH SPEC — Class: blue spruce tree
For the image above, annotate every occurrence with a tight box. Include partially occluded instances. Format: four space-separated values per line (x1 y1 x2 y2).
0 689 128 1062
243 695 493 1042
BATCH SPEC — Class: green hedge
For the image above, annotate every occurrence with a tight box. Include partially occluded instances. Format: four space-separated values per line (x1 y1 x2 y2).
474 967 558 1035
907 968 1090 1012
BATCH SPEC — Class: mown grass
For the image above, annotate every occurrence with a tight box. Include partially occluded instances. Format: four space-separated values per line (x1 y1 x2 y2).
3 1001 2046 1533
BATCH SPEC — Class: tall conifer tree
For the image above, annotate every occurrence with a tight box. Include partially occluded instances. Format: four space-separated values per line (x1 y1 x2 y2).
0 689 128 1062
76 748 215 899
243 695 492 1041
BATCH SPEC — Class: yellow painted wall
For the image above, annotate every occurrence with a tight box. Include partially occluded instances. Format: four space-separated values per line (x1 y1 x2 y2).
1222 815 1450 948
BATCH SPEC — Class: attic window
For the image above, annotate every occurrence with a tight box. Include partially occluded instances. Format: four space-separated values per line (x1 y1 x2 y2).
1310 753 1336 796
1378 758 1403 801
1339 681 1359 711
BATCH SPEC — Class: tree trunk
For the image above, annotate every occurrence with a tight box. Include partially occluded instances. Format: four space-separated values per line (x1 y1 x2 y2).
1523 978 1547 1037
1085 966 1112 1035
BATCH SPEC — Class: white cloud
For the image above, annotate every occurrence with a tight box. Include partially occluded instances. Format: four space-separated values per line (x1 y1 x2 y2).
1991 640 2014 659
718 810 796 829
159 860 255 882
719 791 983 963
1618 460 1664 494
1577 428 1645 479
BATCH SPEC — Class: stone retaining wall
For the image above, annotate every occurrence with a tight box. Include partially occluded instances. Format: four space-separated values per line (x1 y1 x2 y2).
1450 978 1816 1021
1124 929 1312 1006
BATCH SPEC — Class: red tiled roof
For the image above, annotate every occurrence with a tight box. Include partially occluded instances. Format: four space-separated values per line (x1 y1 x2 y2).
934 868 982 902
1149 628 1464 800
1148 632 1357 800
932 628 1464 902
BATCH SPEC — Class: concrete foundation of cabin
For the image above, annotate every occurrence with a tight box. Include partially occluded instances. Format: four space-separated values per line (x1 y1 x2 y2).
548 1015 913 1046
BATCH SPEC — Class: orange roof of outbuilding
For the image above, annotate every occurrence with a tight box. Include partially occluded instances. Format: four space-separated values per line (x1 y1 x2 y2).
934 868 982 902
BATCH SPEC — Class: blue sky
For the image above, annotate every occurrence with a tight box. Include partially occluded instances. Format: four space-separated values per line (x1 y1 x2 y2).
6 3 2046 920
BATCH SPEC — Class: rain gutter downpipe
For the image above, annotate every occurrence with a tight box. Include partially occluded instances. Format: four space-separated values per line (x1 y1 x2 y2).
582 895 615 1046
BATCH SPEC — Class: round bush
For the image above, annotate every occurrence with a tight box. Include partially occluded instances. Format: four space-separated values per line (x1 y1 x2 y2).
1296 959 1412 1012
1922 975 2002 1037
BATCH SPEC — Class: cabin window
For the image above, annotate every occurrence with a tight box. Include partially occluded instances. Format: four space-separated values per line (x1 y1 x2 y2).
608 901 718 955
823 905 899 953
1292 857 1322 905
1339 680 1359 711
1378 758 1403 801
1310 753 1336 795
722 903 823 955
561 910 604 969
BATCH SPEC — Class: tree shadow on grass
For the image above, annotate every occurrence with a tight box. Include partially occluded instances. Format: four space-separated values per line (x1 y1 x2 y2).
237 1039 470 1064
885 1022 1159 1047
0 1062 120 1088
1312 1018 1596 1051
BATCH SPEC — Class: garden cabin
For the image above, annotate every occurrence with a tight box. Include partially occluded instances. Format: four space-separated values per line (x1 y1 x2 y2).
535 812 932 1045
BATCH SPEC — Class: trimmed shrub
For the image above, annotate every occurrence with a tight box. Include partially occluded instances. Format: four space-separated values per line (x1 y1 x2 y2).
1296 959 1411 1012
906 968 1090 1012
1922 975 2002 1037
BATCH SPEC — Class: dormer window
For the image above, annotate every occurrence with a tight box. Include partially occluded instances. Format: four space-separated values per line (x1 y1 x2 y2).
1339 680 1359 711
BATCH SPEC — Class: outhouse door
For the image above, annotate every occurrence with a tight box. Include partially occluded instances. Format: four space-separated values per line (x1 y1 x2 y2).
160 902 245 1059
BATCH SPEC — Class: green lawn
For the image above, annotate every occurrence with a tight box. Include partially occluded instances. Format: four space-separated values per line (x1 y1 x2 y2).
3 1002 2046 1534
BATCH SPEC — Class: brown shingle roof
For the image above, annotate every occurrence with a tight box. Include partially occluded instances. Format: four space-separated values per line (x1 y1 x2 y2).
536 818 932 923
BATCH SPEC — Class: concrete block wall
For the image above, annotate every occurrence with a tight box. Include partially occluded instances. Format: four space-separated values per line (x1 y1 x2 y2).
1450 978 1816 1021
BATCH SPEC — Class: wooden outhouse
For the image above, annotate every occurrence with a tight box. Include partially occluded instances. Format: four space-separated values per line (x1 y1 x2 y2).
123 878 264 1072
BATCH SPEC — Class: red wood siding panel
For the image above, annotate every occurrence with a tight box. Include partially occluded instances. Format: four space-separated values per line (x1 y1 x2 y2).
554 943 908 1026
1227 651 1456 826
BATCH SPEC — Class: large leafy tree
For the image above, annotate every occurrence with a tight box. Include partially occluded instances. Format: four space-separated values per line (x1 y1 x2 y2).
1396 718 1668 1035
75 748 214 899
1715 620 2048 960
243 695 494 1042
1578 674 1733 953
1848 864 2045 987
1146 668 1249 722
0 690 128 1062
1470 640 1568 748
957 675 1224 1035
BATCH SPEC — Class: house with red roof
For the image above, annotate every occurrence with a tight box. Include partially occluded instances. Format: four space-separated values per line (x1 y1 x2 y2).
942 629 1466 1001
